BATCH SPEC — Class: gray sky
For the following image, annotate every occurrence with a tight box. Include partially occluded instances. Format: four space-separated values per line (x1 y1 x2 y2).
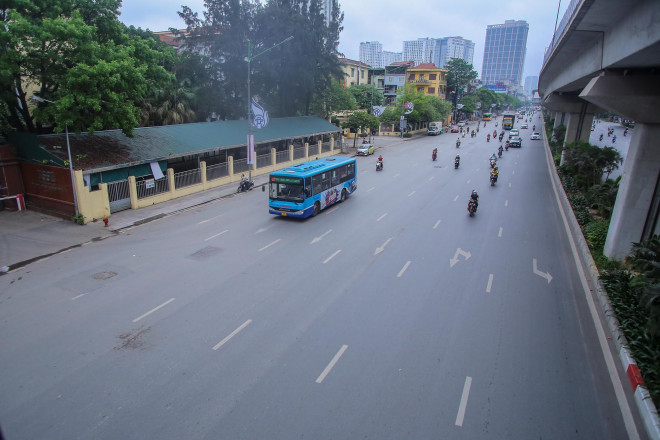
118 0 569 81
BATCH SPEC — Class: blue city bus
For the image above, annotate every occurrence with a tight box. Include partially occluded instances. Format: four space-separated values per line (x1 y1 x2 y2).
268 157 357 218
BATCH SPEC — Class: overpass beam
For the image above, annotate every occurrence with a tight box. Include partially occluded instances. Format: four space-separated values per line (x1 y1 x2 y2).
543 94 599 145
604 124 660 260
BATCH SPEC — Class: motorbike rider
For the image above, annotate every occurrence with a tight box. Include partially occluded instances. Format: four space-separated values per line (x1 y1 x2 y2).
456 138 461 148
490 166 499 181
432 148 438 160
470 189 479 210
505 140 510 150
612 135 617 143
455 154 460 166
487 133 490 142
498 145 504 156
599 134 604 141
533 125 536 131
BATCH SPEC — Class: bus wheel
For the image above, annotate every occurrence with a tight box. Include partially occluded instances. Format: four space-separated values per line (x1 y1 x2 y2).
340 189 347 202
312 202 320 217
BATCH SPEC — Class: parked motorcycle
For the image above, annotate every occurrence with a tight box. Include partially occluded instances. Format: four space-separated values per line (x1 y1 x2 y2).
237 178 254 193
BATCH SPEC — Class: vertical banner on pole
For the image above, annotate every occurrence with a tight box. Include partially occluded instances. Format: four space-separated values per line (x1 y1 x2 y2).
247 134 255 165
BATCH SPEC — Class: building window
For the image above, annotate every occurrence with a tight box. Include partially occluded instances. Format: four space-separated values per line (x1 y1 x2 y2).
428 87 435 94
351 68 355 77
417 87 424 93
408 74 415 81
429 74 437 80
361 70 365 79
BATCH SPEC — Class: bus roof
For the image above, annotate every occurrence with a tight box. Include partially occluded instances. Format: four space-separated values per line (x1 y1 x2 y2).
270 156 356 178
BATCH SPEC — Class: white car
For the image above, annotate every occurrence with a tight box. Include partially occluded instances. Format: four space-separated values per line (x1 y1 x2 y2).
530 132 541 140
457 121 465 127
521 123 528 129
509 129 520 138
357 143 375 155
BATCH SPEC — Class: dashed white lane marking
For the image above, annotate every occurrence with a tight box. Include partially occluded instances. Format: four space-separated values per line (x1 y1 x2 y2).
498 227 503 237
213 319 252 351
512 170 515 175
486 274 494 293
205 229 229 241
428 176 435 181
397 261 411 278
455 376 472 427
368 187 376 192
453 195 459 202
71 293 88 301
133 298 176 323
505 200 509 207
377 213 388 222
394 173 401 178
508 182 512 188
198 214 224 225
323 250 341 264
433 219 442 229
259 239 281 252
316 345 348 383
466 179 471 184
408 191 416 197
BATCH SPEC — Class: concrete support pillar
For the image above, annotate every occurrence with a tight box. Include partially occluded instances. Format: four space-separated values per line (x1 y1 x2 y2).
289 144 294 162
200 161 207 185
604 123 660 260
168 168 175 193
304 142 309 159
553 112 563 133
271 148 276 167
228 156 234 177
564 111 594 144
317 140 322 156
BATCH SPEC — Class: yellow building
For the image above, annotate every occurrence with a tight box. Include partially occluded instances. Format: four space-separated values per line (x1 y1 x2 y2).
339 58 371 87
406 63 447 99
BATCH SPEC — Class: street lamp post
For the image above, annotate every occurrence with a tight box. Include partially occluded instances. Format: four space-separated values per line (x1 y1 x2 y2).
246 35 293 181
30 96 78 216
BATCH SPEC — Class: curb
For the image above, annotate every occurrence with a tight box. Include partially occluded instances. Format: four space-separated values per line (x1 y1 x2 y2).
542 122 660 439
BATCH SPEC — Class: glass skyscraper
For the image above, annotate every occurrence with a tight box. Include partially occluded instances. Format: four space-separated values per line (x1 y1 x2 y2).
481 20 529 86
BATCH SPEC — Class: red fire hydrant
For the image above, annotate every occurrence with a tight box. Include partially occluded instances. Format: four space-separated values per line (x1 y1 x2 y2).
103 215 109 227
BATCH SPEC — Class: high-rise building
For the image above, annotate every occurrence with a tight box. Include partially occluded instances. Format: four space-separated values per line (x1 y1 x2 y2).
435 37 475 68
481 20 529 86
382 51 402 66
402 38 439 66
360 41 383 68
320 0 335 26
524 75 538 96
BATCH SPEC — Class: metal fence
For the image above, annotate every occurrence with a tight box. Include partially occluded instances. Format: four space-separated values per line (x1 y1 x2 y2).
276 150 289 164
206 162 228 181
293 146 306 160
256 153 271 169
174 168 201 189
234 158 249 174
137 176 169 199
321 141 331 153
543 0 580 65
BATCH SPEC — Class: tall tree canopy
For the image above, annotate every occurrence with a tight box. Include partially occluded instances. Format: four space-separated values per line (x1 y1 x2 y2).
445 58 478 103
1 0 174 136
178 0 344 120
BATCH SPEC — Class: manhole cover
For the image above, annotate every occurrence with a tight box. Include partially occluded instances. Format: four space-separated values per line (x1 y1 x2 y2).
93 271 117 280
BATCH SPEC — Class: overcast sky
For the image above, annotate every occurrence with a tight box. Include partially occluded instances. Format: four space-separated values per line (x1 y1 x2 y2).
118 0 569 82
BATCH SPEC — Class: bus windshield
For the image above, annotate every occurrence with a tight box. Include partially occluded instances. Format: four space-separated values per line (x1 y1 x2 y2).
269 177 306 202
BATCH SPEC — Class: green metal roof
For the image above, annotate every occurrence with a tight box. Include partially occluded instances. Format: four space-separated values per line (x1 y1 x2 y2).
9 116 340 172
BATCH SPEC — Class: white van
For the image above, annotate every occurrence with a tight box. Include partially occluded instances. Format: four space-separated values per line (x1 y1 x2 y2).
428 121 442 136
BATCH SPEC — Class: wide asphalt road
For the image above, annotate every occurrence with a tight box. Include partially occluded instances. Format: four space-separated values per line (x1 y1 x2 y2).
0 113 645 439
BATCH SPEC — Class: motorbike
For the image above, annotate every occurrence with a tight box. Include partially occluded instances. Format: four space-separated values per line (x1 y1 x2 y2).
498 149 503 158
237 178 254 193
599 134 603 141
471 130 475 138
505 142 509 151
612 136 617 144
432 151 437 161
376 160 383 171
454 158 460 169
490 173 498 186
490 158 497 168
467 200 477 217
493 131 497 138
533 125 536 131
456 139 461 148
499 133 504 142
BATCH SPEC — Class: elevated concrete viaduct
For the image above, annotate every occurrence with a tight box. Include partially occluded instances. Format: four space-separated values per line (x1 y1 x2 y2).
538 0 660 260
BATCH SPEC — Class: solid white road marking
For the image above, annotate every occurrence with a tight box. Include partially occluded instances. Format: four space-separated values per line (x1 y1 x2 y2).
533 258 553 283
133 298 175 323
453 195 459 202
397 261 411 277
455 376 472 427
408 191 416 197
505 200 509 207
374 238 393 256
259 239 281 252
498 227 503 237
316 345 348 383
433 219 442 229
213 319 252 351
204 229 229 241
311 229 333 244
428 176 435 181
198 214 224 225
377 213 388 222
486 274 494 293
323 250 342 264
543 133 639 439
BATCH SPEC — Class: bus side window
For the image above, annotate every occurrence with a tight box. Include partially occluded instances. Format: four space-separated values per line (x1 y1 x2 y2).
321 172 330 191
313 175 323 195
338 165 348 183
304 177 312 196
331 170 339 186
347 163 355 179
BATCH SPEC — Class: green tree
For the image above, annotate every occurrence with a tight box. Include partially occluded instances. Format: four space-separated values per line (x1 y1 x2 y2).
348 84 384 110
1 1 173 136
310 80 356 119
472 88 498 114
445 58 478 103
342 111 379 148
